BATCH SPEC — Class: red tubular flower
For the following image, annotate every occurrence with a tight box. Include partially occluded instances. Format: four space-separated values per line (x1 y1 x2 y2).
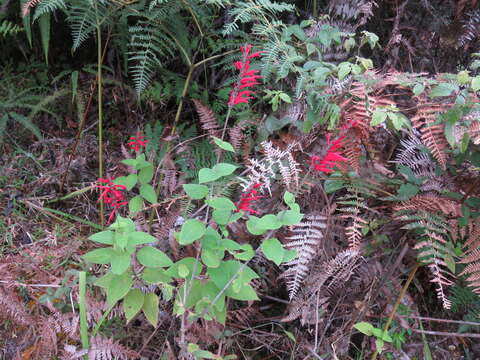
228 45 263 107
236 183 264 215
127 134 149 152
96 178 128 223
311 135 348 173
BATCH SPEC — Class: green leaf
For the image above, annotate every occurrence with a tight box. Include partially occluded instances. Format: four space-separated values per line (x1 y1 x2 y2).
183 184 209 199
212 137 235 152
82 248 114 264
375 339 385 353
277 210 303 226
283 249 297 263
212 209 232 225
198 163 238 184
140 184 157 204
137 246 173 268
166 257 202 278
138 165 154 184
202 248 221 268
227 283 259 301
122 158 137 167
371 109 387 126
38 13 50 64
178 264 190 278
430 83 458 97
257 214 282 230
128 231 157 246
106 271 133 306
246 216 267 235
472 76 480 91
114 174 137 191
89 231 114 245
207 197 236 211
261 238 285 266
142 293 159 327
413 83 424 96
111 250 131 275
283 191 295 205
142 268 172 284
198 168 218 184
213 163 238 177
129 195 144 213
337 62 351 80
397 183 420 200
353 322 374 336
178 219 206 245
123 289 144 323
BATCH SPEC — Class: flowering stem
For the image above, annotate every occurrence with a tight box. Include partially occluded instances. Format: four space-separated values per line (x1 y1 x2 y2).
95 4 105 227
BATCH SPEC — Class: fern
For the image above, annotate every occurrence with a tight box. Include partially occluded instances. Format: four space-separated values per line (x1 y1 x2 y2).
282 214 328 300
0 20 22 37
67 0 105 51
32 0 66 20
242 141 300 193
397 209 456 308
222 0 294 36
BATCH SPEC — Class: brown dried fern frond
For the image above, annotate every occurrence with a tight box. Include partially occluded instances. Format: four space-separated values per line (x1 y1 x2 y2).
192 99 221 138
468 120 480 144
411 98 452 170
281 213 328 300
243 141 300 193
282 249 360 324
0 286 35 327
415 230 455 309
87 335 140 360
393 195 461 218
459 222 480 294
463 222 480 253
228 121 246 152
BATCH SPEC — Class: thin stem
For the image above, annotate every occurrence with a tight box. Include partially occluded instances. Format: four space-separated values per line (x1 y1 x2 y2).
79 271 89 353
96 3 104 227
370 263 419 360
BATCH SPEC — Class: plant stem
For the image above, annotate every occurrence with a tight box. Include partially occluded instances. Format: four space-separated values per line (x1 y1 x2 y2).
79 271 89 352
96 4 105 227
370 263 419 360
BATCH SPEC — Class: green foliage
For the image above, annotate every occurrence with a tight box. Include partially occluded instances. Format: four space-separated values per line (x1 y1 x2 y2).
0 20 23 37
353 322 393 353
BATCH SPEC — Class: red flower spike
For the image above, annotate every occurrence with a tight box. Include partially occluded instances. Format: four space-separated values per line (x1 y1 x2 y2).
127 134 149 152
236 183 264 215
311 136 348 174
228 44 263 107
95 178 128 224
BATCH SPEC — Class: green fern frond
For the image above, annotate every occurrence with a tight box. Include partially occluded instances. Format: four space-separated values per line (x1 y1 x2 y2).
0 20 23 37
33 0 66 21
128 22 176 95
67 0 104 51
222 0 294 36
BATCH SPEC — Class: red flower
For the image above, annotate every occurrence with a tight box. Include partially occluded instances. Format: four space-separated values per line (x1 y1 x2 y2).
311 135 348 173
96 178 128 223
127 134 149 152
228 45 263 107
236 183 264 215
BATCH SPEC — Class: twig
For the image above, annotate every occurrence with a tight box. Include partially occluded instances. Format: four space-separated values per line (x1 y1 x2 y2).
411 329 480 339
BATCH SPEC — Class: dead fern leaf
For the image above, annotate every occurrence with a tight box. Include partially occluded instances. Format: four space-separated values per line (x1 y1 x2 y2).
411 98 452 170
394 195 461 217
88 335 139 360
281 214 328 300
192 99 221 138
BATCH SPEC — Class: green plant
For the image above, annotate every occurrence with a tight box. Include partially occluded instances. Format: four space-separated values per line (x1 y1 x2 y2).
353 321 393 354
